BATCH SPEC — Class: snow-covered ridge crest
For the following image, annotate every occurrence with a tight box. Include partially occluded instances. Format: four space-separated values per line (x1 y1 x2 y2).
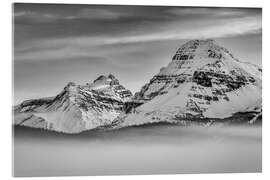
14 74 133 133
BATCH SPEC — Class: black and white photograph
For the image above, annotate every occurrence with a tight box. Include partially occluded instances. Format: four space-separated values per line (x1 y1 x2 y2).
12 3 262 177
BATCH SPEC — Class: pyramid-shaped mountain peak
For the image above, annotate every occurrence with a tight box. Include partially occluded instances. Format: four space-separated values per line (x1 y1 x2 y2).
172 39 233 61
126 39 262 127
135 39 261 103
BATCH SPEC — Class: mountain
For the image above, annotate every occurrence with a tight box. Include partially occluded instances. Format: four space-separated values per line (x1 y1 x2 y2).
13 74 133 133
116 39 262 127
13 39 262 133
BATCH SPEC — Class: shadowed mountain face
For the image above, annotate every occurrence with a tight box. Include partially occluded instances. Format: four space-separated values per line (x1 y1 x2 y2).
13 39 262 133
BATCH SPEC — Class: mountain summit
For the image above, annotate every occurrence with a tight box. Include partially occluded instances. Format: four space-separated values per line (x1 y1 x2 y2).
14 74 132 133
121 39 262 127
172 39 233 61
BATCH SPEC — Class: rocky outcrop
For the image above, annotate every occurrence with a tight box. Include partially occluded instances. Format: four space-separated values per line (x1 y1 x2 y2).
123 101 144 114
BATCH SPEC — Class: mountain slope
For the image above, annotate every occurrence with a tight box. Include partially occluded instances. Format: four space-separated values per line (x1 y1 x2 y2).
119 39 262 127
13 39 262 133
14 74 132 133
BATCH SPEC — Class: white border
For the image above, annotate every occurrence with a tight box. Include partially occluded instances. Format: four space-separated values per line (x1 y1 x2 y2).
1 0 268 180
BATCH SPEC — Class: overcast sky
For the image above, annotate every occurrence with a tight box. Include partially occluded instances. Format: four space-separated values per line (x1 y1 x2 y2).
13 3 262 104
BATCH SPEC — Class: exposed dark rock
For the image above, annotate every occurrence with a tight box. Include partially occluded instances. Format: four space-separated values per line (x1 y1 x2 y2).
193 71 212 87
123 101 144 113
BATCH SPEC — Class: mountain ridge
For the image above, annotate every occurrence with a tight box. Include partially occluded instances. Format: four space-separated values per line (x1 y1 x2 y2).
13 39 262 133
14 74 133 133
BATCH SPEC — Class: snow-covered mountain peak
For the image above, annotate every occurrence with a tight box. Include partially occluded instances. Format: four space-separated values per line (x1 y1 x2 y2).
172 39 235 62
157 39 261 77
92 74 120 87
14 73 133 133
13 39 262 133
63 82 77 92
129 39 262 126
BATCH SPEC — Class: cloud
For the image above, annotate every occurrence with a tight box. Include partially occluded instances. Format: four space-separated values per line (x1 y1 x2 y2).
14 45 109 63
14 6 261 65
22 14 260 45
100 16 261 44
68 8 123 20
165 7 249 17
14 13 261 64
14 8 129 22
13 11 61 23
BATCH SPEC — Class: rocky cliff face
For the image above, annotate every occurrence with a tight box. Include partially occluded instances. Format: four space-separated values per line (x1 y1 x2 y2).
14 74 132 133
120 39 262 127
